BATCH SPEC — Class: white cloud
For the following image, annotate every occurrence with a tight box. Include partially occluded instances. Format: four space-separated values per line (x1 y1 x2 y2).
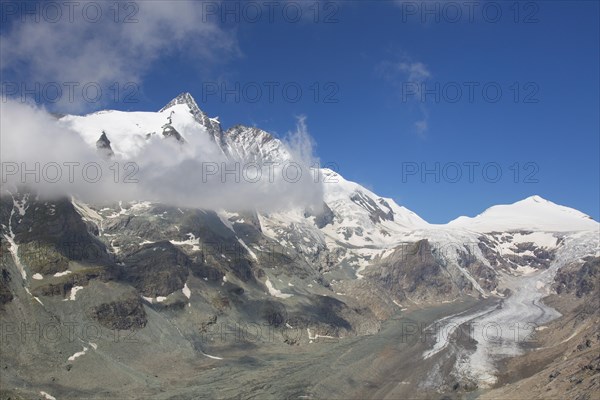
0 2 325 211
0 1 238 112
379 58 432 135
0 100 323 212
396 62 431 82
415 119 428 135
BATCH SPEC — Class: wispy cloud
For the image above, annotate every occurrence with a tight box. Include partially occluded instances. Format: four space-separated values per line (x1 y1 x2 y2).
378 58 432 136
414 118 428 135
0 1 239 112
396 61 431 82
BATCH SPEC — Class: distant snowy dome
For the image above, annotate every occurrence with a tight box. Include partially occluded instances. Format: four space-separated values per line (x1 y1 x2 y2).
447 195 598 232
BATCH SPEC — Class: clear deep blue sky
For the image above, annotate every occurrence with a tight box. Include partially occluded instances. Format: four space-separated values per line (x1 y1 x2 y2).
2 1 598 223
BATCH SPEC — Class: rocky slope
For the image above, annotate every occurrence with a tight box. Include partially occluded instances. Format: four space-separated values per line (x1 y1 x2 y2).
1 93 598 399
480 256 599 400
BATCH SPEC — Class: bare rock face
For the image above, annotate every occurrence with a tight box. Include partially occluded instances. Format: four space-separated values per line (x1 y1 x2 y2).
91 297 147 330
96 131 114 158
72 281 150 330
350 192 394 224
30 266 119 297
0 267 13 309
477 232 558 273
121 241 190 297
189 261 223 283
554 256 600 299
366 240 456 302
18 242 70 275
0 238 14 309
1 194 113 274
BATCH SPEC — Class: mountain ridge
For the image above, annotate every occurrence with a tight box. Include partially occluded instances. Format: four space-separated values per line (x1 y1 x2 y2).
59 92 598 233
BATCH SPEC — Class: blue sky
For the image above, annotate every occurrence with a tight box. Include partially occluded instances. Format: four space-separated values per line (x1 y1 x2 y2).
1 0 598 223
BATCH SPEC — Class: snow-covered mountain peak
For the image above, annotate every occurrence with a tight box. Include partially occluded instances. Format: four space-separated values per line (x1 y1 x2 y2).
320 167 429 233
448 195 598 233
159 92 201 114
59 100 217 158
160 92 225 147
223 124 291 163
521 194 550 204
